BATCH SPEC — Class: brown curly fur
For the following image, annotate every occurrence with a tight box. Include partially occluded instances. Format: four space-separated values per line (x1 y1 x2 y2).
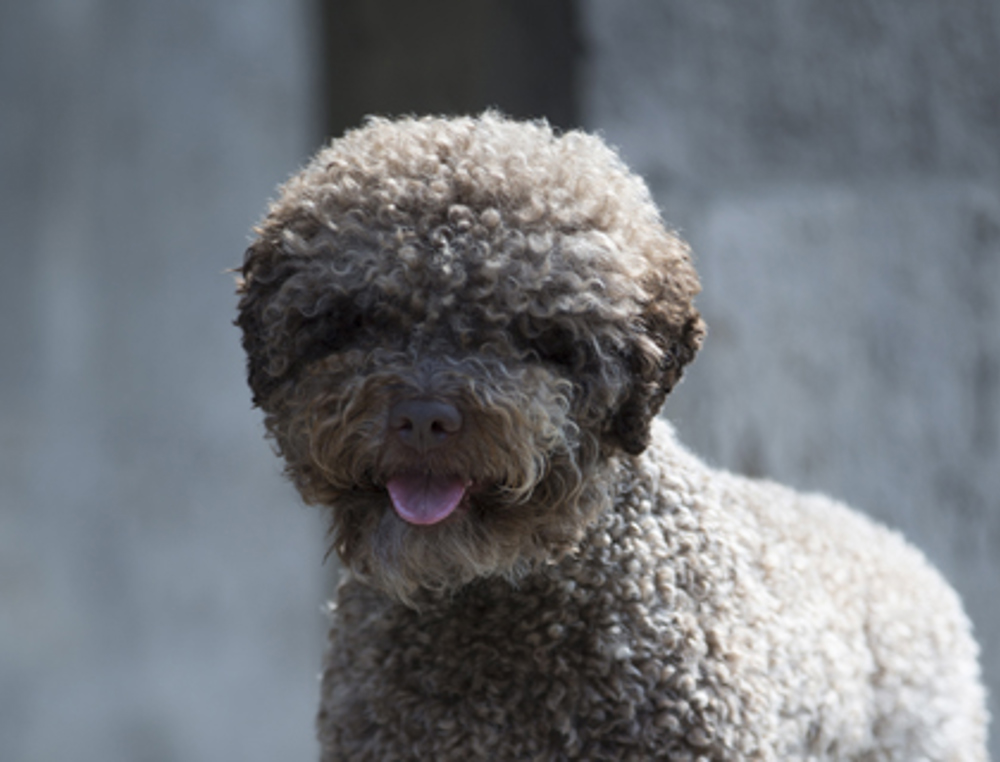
236 113 988 760
237 113 703 602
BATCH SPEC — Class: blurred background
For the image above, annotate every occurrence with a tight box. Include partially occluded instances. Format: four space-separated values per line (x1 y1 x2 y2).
1 1 997 759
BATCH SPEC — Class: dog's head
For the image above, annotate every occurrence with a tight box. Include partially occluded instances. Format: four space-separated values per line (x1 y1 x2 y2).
236 113 703 603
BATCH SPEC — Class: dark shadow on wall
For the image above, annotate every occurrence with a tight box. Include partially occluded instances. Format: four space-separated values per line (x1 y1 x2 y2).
319 0 580 138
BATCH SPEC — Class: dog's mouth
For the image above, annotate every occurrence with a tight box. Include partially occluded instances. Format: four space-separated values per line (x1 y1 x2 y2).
385 473 474 526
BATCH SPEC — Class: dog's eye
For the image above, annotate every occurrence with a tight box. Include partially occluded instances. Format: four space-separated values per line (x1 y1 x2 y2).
292 303 371 365
512 315 593 372
538 343 575 369
533 327 586 371
347 310 366 333
329 307 364 344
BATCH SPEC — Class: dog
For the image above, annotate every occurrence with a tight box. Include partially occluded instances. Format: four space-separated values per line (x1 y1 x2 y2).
236 112 989 760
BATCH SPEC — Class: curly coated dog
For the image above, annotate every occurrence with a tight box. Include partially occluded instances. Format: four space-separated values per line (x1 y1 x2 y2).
236 113 989 760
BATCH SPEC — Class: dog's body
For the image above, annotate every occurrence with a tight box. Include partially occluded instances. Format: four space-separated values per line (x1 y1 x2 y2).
318 422 985 760
237 114 988 760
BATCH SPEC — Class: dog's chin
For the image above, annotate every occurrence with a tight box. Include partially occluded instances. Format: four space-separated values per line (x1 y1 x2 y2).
321 434 609 606
326 478 568 607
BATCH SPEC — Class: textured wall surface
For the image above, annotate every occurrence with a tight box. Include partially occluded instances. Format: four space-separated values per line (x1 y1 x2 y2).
581 2 999 756
320 0 579 135
0 3 325 760
5 2 998 759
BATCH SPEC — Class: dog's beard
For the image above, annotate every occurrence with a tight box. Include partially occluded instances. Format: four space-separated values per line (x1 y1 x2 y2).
267 352 615 606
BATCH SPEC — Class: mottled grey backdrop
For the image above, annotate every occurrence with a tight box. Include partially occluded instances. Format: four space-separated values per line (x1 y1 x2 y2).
1 3 326 760
1 1 996 760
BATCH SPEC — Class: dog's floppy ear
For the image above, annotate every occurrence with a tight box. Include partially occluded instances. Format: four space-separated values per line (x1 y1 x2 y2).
606 247 705 456
608 311 704 455
235 236 320 409
237 229 368 410
235 239 283 407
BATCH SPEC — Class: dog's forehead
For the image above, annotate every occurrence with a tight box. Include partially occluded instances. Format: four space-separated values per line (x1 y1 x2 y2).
246 114 702 371
264 113 679 302
298 216 651 333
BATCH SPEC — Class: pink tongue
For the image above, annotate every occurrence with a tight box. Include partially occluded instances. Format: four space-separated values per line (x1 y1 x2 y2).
386 474 469 525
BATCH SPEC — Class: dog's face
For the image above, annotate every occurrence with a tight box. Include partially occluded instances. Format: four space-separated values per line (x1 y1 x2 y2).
237 114 703 603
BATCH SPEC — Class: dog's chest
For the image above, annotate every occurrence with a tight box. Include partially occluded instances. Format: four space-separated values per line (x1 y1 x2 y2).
319 550 745 761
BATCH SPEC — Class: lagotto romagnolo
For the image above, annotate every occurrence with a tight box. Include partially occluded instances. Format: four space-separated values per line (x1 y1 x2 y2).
236 113 989 760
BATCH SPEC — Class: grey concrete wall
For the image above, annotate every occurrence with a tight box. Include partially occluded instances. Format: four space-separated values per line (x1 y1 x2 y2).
0 2 325 760
320 0 579 135
581 1 999 756
5 2 997 759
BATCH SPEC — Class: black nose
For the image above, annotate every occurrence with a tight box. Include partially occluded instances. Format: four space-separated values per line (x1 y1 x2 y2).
388 399 463 452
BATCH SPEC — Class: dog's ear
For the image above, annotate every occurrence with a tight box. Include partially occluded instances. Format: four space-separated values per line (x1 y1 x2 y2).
235 237 320 409
608 311 705 455
237 229 368 410
235 239 283 407
606 261 705 456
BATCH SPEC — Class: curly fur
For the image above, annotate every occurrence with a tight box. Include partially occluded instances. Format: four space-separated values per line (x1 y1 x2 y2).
237 113 988 759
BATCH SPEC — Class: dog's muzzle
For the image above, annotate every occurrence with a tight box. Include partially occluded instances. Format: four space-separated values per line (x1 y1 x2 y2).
385 397 471 525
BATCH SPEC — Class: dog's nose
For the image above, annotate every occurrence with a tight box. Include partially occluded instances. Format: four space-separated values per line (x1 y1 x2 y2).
388 399 463 452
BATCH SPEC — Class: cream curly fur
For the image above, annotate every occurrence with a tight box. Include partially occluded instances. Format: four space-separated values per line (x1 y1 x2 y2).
237 113 988 760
